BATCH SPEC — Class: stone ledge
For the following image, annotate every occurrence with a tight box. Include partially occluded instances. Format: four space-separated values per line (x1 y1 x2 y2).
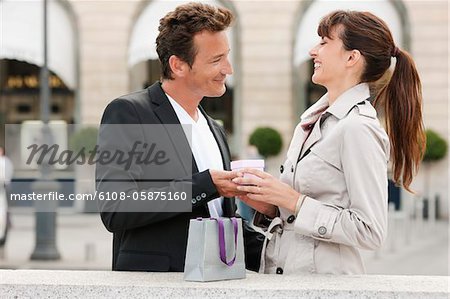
0 270 448 298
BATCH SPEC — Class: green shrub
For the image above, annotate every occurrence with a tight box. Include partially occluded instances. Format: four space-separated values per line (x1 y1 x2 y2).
423 129 447 162
69 127 99 154
249 127 283 158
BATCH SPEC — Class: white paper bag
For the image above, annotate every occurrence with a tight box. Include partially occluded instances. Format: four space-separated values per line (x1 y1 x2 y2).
184 217 246 282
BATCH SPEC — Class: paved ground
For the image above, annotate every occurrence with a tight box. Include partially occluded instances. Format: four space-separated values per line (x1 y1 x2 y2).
362 219 449 276
0 211 448 276
0 212 112 270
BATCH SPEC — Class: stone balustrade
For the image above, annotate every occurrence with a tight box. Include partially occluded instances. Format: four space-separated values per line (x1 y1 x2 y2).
0 270 447 298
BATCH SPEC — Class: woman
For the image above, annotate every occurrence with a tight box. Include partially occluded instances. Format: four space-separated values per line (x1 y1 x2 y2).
233 10 425 274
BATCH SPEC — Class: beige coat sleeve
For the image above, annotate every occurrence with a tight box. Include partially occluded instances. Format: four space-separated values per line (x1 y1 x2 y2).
294 119 389 250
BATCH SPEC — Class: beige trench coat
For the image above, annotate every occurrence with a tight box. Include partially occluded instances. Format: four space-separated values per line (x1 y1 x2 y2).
257 84 389 274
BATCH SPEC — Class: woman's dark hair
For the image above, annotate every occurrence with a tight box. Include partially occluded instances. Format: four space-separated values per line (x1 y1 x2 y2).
156 2 234 80
318 10 425 192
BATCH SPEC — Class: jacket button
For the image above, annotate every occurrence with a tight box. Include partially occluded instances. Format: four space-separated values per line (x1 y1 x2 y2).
196 195 201 201
201 193 207 198
318 226 327 235
276 267 283 274
280 165 284 173
287 215 296 224
191 198 196 204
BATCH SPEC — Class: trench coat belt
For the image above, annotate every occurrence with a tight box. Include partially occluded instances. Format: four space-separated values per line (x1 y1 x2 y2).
258 217 284 273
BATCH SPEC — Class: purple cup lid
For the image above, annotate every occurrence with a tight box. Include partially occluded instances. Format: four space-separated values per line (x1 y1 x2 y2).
230 159 265 170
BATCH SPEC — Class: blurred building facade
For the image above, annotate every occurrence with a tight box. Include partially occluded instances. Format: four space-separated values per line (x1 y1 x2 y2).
1 0 448 217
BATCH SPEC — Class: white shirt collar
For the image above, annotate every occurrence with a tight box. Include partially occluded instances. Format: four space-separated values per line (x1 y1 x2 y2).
166 94 207 126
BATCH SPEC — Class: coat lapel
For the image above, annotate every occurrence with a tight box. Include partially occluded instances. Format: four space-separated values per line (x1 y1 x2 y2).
298 118 323 161
286 124 308 164
287 96 329 163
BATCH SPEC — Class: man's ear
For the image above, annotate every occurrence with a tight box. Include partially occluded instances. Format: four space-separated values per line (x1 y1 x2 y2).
168 55 188 78
347 49 362 67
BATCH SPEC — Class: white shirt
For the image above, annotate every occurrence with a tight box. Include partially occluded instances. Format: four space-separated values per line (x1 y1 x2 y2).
167 94 224 218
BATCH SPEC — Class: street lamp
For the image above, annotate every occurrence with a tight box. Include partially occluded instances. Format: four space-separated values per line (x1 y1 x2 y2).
30 0 60 261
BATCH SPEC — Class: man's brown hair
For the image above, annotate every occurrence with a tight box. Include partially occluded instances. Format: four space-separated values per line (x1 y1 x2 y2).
156 2 234 80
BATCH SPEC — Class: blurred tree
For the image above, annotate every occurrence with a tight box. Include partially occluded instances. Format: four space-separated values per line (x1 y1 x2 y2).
423 129 447 162
422 129 447 219
69 127 98 156
249 127 282 158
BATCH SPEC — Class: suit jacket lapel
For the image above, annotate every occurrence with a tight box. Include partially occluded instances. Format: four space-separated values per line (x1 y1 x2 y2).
200 107 230 171
200 106 236 217
148 83 235 217
147 82 199 174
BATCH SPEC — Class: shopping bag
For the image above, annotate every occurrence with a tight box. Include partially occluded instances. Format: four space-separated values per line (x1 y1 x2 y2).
183 217 246 281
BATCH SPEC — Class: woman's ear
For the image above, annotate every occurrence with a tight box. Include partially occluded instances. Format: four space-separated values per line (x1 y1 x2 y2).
347 49 362 67
168 55 188 78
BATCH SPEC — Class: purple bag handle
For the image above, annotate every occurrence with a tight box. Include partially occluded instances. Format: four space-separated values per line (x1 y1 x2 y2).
209 217 239 266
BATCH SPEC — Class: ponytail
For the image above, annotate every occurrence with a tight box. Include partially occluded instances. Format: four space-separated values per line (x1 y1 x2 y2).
374 49 426 192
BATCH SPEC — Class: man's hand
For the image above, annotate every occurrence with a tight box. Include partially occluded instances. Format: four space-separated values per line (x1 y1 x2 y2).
209 169 247 198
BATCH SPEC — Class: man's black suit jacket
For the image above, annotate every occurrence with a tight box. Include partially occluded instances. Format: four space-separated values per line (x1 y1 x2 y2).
96 82 263 272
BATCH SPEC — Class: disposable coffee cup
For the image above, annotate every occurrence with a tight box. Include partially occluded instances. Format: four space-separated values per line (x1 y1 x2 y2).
230 159 265 181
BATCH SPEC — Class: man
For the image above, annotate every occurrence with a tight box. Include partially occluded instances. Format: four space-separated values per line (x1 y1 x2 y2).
96 3 263 272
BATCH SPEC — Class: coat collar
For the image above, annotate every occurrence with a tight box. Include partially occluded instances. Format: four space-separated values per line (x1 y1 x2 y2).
325 83 371 120
291 83 371 164
300 83 371 123
147 81 181 123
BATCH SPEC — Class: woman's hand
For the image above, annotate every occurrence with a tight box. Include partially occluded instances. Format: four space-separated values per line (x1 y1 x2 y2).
237 194 278 218
232 168 301 213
